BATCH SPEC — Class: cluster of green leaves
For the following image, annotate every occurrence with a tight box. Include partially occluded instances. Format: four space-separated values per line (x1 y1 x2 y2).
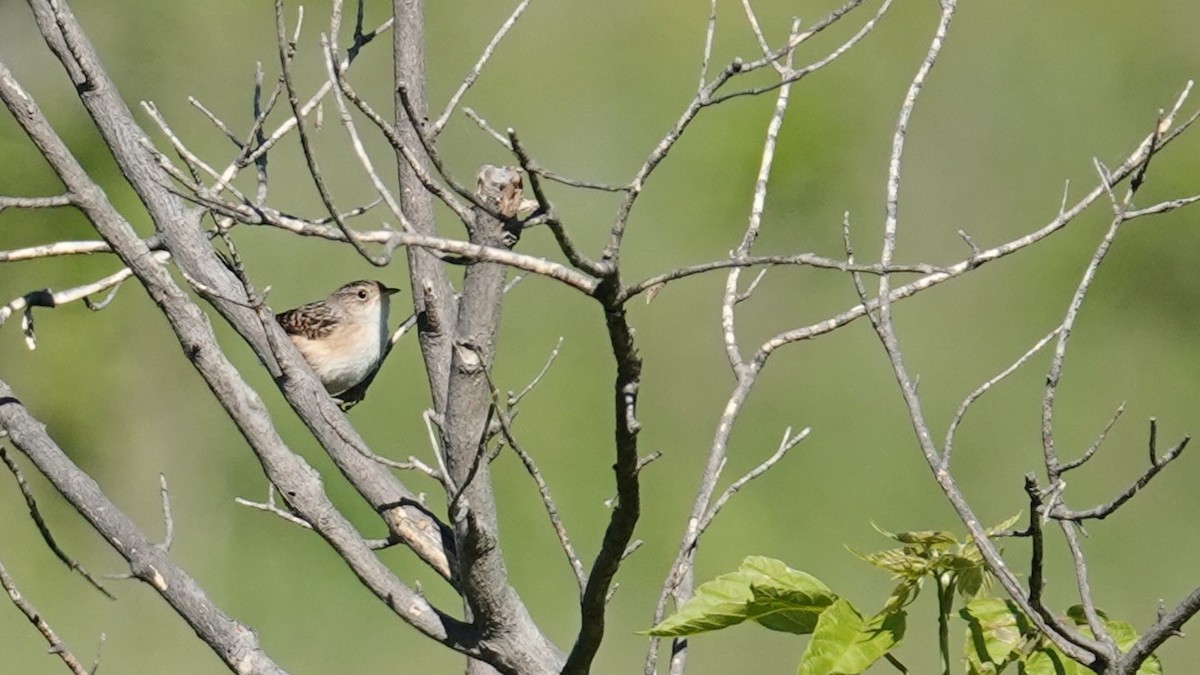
963 601 1161 675
646 517 1162 674
644 556 904 674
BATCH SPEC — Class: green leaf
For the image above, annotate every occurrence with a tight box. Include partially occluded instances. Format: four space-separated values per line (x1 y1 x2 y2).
961 598 1032 668
985 512 1023 536
1135 654 1164 675
741 557 834 598
872 521 958 548
641 570 759 636
749 577 838 634
848 545 931 577
955 565 987 600
881 577 922 613
1019 648 1090 675
796 599 905 675
643 557 835 637
1063 606 1162 675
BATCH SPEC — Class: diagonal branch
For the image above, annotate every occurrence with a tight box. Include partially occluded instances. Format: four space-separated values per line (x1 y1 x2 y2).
27 0 457 588
0 381 287 675
2 34 471 657
856 0 1107 665
432 0 533 137
0 556 90 675
0 446 113 599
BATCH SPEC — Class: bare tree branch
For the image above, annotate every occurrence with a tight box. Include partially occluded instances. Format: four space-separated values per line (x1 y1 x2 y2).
275 0 388 266
0 556 89 675
437 166 565 673
0 253 168 348
0 194 73 211
480 345 586 596
649 16 811 672
943 328 1062 467
856 0 1111 665
432 0 533 137
0 446 113 599
0 381 287 675
2 27 475 658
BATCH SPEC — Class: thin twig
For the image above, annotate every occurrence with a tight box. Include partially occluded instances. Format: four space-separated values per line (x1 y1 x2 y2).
1058 521 1116 659
236 484 313 530
0 240 115 262
1124 193 1200 219
0 446 114 599
696 426 809 535
1043 163 1138 478
157 474 175 550
721 27 798 373
495 407 586 594
942 328 1062 467
251 62 271 206
463 109 627 192
0 558 89 675
274 0 387 266
739 0 774 62
320 38 409 234
1059 403 1125 473
432 0 533 136
697 0 718 87
188 96 243 147
628 249 939 301
509 337 564 407
423 409 455 494
708 0 893 106
483 357 583 595
1056 434 1189 521
506 129 606 275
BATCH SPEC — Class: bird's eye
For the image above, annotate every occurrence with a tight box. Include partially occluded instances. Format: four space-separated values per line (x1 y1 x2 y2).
357 289 369 300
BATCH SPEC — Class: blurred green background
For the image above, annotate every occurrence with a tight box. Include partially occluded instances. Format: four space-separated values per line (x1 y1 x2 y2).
3 0 1200 672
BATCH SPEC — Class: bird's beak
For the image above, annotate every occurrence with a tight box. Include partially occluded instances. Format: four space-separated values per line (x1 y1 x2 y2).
382 284 401 296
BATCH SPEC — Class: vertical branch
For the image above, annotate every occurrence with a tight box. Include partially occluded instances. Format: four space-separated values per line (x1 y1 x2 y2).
862 1 1099 666
1040 205 1129 662
392 0 459 414
274 0 388 266
441 167 564 674
563 278 644 675
648 21 800 675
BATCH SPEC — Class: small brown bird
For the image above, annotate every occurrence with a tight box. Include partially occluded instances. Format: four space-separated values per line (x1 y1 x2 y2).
275 280 400 396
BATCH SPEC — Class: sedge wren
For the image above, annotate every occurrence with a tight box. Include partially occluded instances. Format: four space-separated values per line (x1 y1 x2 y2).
276 280 400 396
